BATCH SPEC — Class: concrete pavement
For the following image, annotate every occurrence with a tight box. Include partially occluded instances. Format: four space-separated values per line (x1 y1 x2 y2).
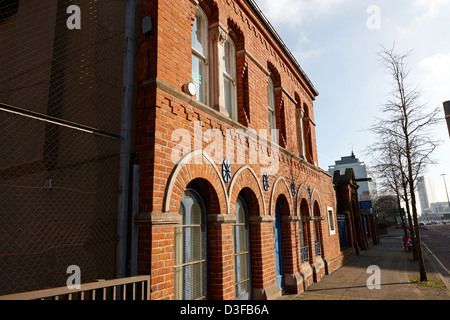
284 228 450 300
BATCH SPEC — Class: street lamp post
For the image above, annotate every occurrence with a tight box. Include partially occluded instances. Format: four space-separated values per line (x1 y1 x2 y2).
444 101 450 138
442 174 450 213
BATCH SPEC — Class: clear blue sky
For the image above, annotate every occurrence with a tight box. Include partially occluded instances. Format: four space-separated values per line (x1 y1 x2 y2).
255 0 450 203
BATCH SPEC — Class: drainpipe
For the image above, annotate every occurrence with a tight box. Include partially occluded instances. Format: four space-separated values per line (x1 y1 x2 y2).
116 0 135 279
130 163 140 276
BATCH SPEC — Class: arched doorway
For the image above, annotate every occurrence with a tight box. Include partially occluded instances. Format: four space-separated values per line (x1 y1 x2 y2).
273 195 290 292
274 202 284 291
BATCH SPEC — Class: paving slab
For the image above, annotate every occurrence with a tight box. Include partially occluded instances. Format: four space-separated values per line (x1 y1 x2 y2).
284 229 450 300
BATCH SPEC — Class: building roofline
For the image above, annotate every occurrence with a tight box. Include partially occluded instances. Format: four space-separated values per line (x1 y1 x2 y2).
245 0 319 97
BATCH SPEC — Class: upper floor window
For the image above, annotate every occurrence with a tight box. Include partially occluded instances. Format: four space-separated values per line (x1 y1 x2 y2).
192 6 209 105
303 104 314 164
295 98 306 159
267 77 277 143
223 37 237 121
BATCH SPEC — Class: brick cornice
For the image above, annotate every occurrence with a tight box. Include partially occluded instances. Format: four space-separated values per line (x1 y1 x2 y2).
207 214 236 224
248 215 275 224
281 215 301 222
134 211 181 226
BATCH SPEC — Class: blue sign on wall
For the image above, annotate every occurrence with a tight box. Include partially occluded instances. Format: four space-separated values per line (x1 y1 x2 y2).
359 201 372 209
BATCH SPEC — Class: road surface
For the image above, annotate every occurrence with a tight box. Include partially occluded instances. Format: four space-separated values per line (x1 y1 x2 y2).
420 224 450 285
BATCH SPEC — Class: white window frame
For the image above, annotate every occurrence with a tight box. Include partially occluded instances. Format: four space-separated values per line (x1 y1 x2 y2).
327 206 336 236
222 37 237 121
296 105 306 158
267 77 277 143
192 6 209 105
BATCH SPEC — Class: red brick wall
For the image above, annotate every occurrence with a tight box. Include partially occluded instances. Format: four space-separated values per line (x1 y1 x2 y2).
135 0 342 300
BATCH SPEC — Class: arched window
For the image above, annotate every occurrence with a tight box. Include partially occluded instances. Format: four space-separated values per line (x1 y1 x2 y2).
175 189 207 300
299 199 309 262
267 76 277 143
192 6 209 104
223 37 237 121
233 197 251 300
303 104 314 164
295 96 306 159
313 201 321 256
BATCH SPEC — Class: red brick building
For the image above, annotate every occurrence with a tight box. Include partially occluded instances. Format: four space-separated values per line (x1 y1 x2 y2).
333 168 379 259
133 0 345 300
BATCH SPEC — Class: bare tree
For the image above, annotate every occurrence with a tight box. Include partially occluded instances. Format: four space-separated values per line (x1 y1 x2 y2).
368 132 417 259
368 45 442 281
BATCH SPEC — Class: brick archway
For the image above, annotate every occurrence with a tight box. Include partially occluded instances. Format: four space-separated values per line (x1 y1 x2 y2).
311 188 324 218
163 150 229 215
269 177 294 217
296 184 310 215
269 177 304 294
228 165 266 216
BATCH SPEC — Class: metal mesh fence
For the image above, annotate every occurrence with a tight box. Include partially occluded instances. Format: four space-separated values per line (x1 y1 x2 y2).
0 0 126 295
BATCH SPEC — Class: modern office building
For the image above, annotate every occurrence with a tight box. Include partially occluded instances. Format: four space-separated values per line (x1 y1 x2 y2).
417 176 438 215
328 152 378 202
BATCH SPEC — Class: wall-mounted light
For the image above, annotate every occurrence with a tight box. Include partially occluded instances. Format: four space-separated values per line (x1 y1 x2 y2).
183 83 196 97
142 15 152 35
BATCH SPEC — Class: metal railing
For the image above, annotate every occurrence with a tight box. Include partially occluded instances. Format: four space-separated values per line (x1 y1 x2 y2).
300 246 309 262
0 0 125 295
315 241 321 256
0 276 151 300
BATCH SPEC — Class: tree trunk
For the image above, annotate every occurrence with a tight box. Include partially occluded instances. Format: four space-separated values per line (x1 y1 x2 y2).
402 180 417 260
406 145 427 281
409 185 427 281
